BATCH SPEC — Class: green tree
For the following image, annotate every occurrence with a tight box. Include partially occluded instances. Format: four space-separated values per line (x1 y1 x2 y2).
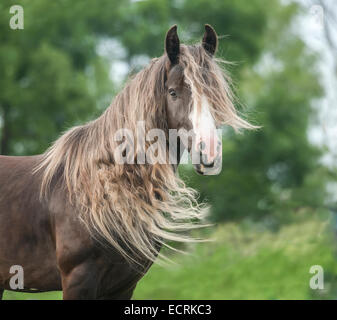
0 0 128 155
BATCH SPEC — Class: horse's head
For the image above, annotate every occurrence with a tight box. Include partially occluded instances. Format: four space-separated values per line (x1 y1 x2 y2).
164 24 228 175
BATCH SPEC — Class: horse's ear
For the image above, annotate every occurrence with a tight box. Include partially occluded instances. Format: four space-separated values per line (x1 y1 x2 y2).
165 25 180 65
202 24 218 56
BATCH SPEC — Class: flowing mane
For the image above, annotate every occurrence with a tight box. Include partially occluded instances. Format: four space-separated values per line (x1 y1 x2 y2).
34 44 253 265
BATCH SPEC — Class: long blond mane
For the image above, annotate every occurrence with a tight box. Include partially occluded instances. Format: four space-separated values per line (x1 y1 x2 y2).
35 44 253 265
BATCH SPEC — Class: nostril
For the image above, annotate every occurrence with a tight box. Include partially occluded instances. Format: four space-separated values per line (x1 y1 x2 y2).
203 161 215 168
201 154 215 168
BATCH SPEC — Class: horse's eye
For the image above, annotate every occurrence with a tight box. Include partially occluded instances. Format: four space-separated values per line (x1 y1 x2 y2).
168 88 177 97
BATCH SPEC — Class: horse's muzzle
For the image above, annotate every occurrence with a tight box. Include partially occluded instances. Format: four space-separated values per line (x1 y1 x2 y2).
194 139 222 175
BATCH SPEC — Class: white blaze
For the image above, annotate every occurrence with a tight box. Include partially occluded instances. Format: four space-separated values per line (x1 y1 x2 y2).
189 95 219 162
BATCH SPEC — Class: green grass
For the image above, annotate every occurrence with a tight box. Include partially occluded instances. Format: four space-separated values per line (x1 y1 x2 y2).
4 213 337 300
4 291 62 300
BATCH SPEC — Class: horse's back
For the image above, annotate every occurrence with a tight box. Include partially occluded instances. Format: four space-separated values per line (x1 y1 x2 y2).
0 155 43 218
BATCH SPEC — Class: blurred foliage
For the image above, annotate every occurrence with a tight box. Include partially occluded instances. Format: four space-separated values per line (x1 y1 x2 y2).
133 212 337 299
0 0 128 154
5 210 337 300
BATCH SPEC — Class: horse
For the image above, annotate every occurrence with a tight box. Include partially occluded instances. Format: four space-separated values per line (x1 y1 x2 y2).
0 24 252 300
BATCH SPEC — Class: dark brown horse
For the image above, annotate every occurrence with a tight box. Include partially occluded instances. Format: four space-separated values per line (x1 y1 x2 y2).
0 25 252 300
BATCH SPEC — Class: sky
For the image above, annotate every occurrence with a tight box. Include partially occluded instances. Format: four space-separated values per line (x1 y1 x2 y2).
291 0 337 167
